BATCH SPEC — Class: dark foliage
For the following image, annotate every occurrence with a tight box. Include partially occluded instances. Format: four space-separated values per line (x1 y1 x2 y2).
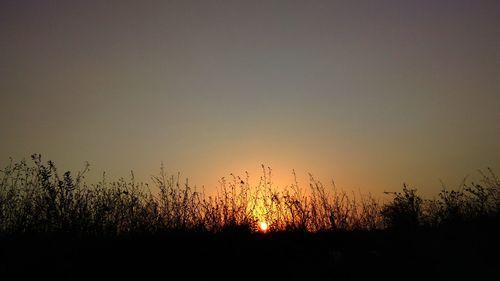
0 155 498 279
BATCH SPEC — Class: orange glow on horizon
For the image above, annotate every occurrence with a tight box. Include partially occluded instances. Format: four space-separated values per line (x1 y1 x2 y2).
259 221 269 232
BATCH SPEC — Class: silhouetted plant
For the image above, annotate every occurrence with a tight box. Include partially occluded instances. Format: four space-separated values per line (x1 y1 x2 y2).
381 184 423 230
1 155 498 235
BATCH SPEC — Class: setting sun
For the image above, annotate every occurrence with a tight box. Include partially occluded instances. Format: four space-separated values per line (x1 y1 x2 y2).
259 222 268 232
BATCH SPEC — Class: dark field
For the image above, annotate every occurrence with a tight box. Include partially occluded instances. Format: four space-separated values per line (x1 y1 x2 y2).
2 227 498 280
1 156 499 280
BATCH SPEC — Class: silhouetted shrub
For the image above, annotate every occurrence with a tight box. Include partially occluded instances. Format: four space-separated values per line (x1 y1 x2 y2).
1 155 498 235
381 185 423 230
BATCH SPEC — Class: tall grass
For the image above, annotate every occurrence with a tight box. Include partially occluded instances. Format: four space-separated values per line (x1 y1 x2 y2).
0 154 498 235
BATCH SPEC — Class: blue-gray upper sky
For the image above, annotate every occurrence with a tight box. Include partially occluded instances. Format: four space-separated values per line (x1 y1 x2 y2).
1 1 499 196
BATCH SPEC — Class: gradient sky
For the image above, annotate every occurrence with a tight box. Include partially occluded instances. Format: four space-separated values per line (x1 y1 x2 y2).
1 1 499 197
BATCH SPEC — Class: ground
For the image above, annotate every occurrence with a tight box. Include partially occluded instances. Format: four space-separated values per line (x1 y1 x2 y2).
1 226 498 280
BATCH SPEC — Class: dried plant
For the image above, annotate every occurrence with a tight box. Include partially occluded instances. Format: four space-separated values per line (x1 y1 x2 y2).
1 155 498 235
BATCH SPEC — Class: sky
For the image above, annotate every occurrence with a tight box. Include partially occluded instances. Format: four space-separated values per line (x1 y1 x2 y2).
1 0 499 197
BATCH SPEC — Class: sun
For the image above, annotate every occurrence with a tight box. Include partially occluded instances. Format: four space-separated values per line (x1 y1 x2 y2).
259 221 269 232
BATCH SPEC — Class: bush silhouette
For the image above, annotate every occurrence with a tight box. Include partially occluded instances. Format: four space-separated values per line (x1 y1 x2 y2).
0 154 498 235
381 184 423 230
